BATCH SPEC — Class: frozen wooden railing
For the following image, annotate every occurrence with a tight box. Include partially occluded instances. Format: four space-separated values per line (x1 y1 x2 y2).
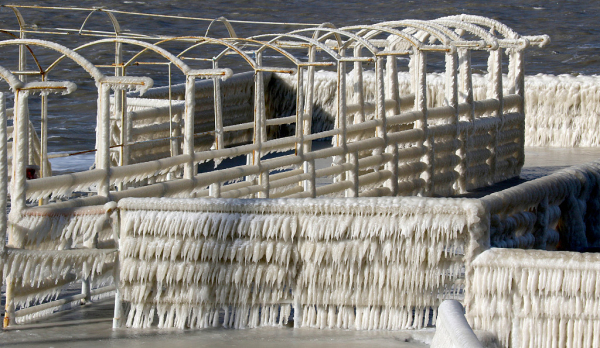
0 7 549 329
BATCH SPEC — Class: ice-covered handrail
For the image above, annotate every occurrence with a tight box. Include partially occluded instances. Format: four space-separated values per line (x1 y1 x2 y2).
431 300 483 348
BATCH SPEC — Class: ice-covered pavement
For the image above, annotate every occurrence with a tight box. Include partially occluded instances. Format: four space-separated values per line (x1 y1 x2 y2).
0 298 431 348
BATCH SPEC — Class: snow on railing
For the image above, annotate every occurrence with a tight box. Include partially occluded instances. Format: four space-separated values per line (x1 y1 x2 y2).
467 248 600 348
116 196 488 329
0 8 552 331
481 160 600 251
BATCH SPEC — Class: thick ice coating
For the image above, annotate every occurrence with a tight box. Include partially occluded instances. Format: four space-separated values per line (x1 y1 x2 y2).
118 196 487 329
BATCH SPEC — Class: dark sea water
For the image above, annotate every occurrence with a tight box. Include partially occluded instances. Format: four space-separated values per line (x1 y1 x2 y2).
0 0 598 155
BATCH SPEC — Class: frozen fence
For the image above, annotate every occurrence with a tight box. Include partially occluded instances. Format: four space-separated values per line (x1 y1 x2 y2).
467 248 600 348
481 160 600 251
117 196 488 329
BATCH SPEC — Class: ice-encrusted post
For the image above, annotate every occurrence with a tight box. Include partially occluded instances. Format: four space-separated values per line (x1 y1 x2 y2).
459 48 474 190
353 45 366 124
445 49 459 191
414 50 431 195
112 207 122 328
0 93 6 255
335 49 348 190
487 48 503 182
10 89 29 215
97 82 111 197
184 75 196 180
385 54 399 195
302 46 316 197
210 60 223 198
254 51 269 198
513 48 526 167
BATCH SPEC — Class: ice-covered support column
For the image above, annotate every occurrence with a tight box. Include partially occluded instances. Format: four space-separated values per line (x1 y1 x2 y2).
97 82 112 197
384 55 399 195
111 204 122 328
0 93 6 253
414 50 431 195
254 51 269 198
0 93 12 328
303 46 316 197
184 75 196 180
445 49 460 192
210 61 224 198
458 48 474 190
431 300 483 348
352 46 366 124
487 48 503 182
10 89 29 216
334 50 348 188
512 48 526 167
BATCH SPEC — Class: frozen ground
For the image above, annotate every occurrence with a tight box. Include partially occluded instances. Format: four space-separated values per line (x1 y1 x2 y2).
3 147 600 347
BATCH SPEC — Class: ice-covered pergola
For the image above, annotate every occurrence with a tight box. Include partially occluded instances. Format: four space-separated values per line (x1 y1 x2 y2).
1 6 599 348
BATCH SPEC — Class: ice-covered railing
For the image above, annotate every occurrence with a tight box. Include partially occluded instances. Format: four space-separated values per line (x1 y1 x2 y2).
466 248 600 348
0 8 549 328
116 196 488 329
0 11 548 207
480 160 600 251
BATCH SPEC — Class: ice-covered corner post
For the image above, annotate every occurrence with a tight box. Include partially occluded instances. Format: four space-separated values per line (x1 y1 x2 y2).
431 300 483 348
0 92 8 327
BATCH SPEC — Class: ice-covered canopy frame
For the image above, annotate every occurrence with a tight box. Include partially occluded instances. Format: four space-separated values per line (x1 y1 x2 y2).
10 7 598 348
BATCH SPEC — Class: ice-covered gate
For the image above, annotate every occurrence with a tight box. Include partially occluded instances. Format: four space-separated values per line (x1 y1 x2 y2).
0 5 551 333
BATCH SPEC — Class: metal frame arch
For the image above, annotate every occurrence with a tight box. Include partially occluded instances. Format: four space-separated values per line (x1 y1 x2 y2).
55 38 192 76
375 20 454 46
173 37 272 69
204 17 238 38
431 18 499 49
288 27 380 57
0 65 24 91
116 36 252 72
441 14 519 39
251 33 341 61
78 8 122 36
341 25 427 51
0 39 106 82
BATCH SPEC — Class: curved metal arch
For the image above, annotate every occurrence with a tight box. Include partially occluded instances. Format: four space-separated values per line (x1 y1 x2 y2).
340 25 426 50
78 8 122 36
440 14 519 39
0 39 105 82
222 37 302 66
151 36 257 69
288 27 380 56
0 6 26 34
204 17 238 38
0 64 24 91
375 20 454 46
432 18 499 49
251 33 341 61
0 30 44 74
50 38 192 77
311 22 343 50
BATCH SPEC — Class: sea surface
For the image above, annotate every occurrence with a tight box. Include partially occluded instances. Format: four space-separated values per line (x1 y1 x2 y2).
0 0 597 163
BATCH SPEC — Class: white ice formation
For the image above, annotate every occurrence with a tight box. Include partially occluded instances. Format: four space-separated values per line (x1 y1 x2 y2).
467 248 600 348
118 196 487 329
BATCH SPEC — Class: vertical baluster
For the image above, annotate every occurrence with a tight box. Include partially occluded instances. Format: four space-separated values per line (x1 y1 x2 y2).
459 48 474 190
210 60 223 198
303 46 316 196
255 51 268 198
414 50 431 196
445 51 459 193
335 49 347 195
183 75 196 180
